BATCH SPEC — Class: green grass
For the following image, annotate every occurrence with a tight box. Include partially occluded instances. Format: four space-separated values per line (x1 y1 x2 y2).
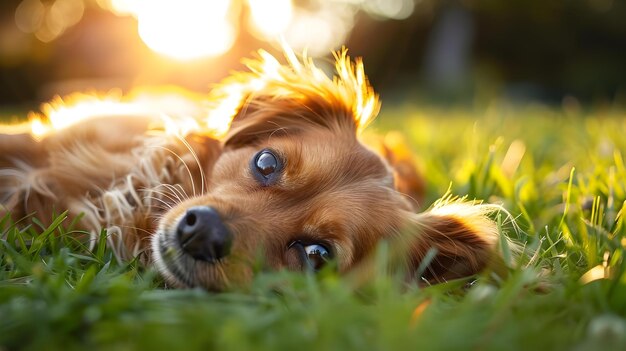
3 102 626 350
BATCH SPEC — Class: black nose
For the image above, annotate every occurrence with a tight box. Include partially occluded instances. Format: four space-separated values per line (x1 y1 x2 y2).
177 206 232 262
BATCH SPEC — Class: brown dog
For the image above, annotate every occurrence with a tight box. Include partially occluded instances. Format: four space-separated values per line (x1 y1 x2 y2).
0 49 500 290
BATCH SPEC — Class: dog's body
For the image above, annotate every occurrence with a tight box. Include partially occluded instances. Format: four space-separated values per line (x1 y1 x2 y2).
0 49 500 290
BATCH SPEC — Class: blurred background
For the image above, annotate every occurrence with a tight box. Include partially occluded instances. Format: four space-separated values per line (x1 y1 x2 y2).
0 0 624 111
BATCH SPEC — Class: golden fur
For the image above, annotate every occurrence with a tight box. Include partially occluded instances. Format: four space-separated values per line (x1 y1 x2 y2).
0 48 501 290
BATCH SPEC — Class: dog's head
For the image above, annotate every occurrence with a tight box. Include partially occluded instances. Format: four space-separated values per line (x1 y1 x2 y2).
151 50 497 290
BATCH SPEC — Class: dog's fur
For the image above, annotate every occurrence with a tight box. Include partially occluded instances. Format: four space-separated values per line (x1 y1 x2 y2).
0 49 500 290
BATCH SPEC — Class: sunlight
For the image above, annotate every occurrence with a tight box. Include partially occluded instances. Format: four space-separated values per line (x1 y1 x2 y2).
105 0 138 16
99 0 357 59
109 0 236 60
283 8 354 57
247 0 293 38
16 0 421 59
25 88 212 139
30 94 148 138
136 0 235 60
203 50 285 137
205 85 245 137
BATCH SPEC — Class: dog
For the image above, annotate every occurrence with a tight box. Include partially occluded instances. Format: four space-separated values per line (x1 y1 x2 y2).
0 48 501 290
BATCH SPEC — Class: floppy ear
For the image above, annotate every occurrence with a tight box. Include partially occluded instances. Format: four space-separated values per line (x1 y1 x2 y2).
212 48 380 148
361 132 425 210
403 200 500 282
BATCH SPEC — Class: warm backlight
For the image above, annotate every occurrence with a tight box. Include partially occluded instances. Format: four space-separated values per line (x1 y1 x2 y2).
247 0 293 38
111 0 236 60
16 0 418 60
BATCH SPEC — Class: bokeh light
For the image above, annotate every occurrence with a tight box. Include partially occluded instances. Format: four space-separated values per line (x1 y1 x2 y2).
284 5 356 57
15 0 85 43
363 0 415 20
14 0 45 34
14 0 420 60
247 0 293 39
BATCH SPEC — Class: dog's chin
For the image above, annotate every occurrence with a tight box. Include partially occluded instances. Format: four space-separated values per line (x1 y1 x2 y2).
151 229 231 291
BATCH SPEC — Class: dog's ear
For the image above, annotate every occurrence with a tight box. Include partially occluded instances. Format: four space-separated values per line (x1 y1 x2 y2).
401 199 499 282
361 132 425 210
211 49 380 148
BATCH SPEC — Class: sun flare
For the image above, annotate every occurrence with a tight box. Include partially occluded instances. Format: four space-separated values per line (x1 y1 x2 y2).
109 0 237 60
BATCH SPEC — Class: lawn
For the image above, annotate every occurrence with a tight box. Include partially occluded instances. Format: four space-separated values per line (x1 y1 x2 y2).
2 102 626 350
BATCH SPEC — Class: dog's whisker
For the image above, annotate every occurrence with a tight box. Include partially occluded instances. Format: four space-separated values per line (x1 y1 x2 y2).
173 133 207 196
145 185 184 205
144 191 178 209
172 183 190 201
153 145 198 197
150 183 187 205
142 196 174 211
118 224 154 237
152 184 184 204
161 183 191 203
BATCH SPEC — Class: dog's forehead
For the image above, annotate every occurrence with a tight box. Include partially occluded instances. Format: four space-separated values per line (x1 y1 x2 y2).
270 131 390 179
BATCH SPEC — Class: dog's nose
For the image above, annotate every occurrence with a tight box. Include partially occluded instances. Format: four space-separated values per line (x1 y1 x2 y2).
177 206 231 262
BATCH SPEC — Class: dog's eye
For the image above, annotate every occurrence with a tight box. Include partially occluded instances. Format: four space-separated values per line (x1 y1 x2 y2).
256 151 277 177
251 149 283 186
289 241 332 271
304 244 331 270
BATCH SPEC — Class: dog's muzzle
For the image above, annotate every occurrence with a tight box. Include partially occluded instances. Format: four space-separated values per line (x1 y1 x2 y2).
176 206 232 263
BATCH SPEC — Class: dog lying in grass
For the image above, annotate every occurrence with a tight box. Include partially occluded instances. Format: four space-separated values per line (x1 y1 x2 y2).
0 48 501 290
